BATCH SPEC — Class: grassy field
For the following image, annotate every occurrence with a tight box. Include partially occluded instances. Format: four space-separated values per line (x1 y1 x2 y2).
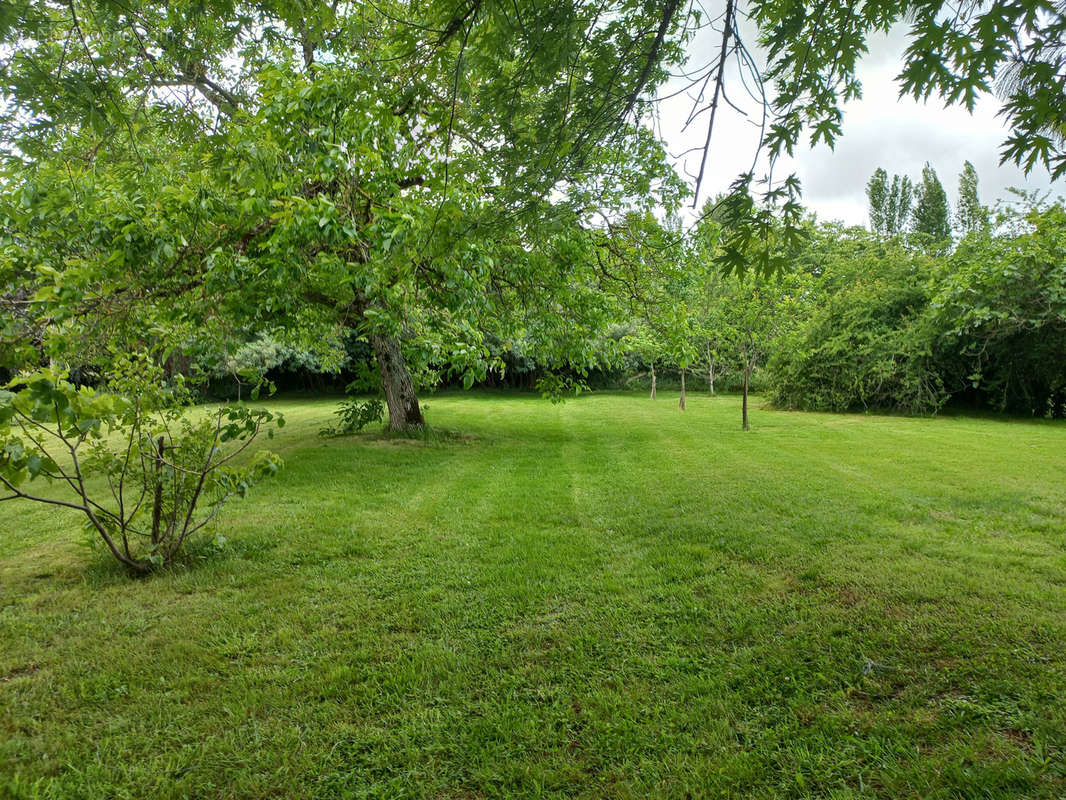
1 392 1064 799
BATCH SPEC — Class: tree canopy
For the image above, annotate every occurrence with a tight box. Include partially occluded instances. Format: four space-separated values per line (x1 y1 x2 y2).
0 0 692 426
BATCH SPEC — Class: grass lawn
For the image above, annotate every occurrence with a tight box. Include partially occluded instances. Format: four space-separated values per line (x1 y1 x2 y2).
1 391 1064 799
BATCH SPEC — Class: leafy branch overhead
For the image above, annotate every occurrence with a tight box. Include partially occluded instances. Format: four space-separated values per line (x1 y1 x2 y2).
674 0 1064 272
746 0 1066 178
4 2 1063 285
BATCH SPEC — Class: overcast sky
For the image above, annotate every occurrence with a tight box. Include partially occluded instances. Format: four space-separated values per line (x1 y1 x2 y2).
656 21 1060 227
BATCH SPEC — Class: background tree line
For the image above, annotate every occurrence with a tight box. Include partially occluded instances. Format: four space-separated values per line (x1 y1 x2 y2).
603 164 1066 420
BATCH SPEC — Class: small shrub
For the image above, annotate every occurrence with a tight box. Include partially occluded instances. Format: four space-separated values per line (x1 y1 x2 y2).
0 365 282 573
320 396 384 437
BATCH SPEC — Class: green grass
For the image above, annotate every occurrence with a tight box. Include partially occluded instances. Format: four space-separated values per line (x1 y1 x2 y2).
2 392 1065 799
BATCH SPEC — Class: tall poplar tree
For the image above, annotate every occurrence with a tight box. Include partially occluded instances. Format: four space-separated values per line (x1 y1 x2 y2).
955 161 990 234
867 169 913 235
867 169 889 233
887 176 915 236
911 163 952 241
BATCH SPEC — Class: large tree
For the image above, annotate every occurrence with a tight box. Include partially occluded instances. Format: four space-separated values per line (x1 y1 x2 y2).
0 0 689 428
4 0 1065 413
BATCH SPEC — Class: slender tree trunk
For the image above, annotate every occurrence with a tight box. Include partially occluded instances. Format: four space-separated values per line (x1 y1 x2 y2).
679 367 686 410
706 341 713 396
650 363 657 399
371 333 424 431
742 362 751 431
151 436 165 547
163 349 191 381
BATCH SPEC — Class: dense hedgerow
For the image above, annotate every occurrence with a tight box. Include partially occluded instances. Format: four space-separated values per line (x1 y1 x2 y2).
767 201 1066 417
767 241 947 415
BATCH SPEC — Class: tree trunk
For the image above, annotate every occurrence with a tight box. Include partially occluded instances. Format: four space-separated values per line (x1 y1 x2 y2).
742 362 751 431
163 349 191 381
679 367 686 410
372 333 424 431
650 363 657 399
150 436 165 547
706 341 715 396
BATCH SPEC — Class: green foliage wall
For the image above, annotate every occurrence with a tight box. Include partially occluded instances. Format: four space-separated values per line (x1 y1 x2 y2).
933 205 1066 416
768 235 946 414
767 200 1066 417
